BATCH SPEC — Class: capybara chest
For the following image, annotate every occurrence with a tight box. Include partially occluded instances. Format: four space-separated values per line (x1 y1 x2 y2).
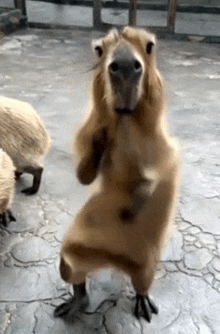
102 119 156 192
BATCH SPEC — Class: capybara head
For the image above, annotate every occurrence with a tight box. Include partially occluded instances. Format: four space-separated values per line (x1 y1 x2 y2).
92 26 163 120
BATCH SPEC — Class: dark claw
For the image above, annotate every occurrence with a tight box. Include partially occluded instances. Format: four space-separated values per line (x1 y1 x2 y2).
7 209 16 222
54 295 89 320
54 299 74 318
22 187 38 195
146 295 158 315
134 294 158 322
0 213 7 227
54 283 89 321
134 295 140 319
0 210 16 227
141 295 151 322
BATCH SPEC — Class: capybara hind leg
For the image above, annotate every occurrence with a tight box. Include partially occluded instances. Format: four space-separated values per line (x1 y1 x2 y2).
21 166 43 195
131 262 158 322
54 282 89 320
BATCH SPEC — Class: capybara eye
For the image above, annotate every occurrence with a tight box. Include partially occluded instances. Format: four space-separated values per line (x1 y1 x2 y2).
95 46 103 57
146 42 154 54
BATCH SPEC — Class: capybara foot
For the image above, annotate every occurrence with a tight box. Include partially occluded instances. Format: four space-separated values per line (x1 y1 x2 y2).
134 294 158 322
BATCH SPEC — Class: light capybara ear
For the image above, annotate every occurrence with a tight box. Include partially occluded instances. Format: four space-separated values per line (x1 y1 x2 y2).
92 38 103 58
60 256 72 282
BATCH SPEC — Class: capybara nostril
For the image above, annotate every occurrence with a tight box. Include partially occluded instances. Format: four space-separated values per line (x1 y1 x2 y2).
109 62 119 73
134 60 142 72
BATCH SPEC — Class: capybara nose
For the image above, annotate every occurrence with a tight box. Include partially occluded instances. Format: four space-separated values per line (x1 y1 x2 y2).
109 58 142 81
108 46 142 81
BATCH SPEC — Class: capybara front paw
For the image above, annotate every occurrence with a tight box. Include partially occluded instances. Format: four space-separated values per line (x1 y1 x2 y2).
22 186 38 195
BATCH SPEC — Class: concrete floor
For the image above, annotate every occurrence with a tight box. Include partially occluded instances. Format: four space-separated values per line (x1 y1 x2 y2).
0 27 220 333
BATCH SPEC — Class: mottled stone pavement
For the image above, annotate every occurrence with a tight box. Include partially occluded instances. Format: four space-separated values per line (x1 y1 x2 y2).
0 28 220 333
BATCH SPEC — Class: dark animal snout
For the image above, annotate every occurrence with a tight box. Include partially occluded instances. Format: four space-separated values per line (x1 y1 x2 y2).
108 57 142 81
108 44 142 81
108 45 143 114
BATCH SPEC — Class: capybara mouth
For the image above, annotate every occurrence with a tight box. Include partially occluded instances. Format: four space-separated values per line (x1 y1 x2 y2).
115 108 134 115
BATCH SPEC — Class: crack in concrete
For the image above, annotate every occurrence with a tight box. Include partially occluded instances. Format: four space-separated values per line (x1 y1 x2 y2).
102 312 112 334
95 299 117 313
178 211 220 242
177 262 206 278
139 319 145 334
191 315 200 334
48 196 75 218
178 212 202 231
162 307 182 330
212 279 220 291
202 273 215 287
100 302 118 334
202 316 215 334
7 252 57 267
0 297 64 304
203 194 220 199
32 306 40 334
0 226 13 235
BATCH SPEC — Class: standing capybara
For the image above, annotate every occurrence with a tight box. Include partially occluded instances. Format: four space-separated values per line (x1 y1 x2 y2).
55 27 179 322
0 97 50 195
0 148 16 226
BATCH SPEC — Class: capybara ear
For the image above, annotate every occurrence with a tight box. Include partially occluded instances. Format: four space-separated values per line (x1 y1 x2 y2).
144 32 156 54
92 38 103 58
60 256 72 282
92 28 119 58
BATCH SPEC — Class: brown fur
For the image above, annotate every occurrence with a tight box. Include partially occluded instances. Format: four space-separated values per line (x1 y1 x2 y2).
0 148 15 215
60 27 179 297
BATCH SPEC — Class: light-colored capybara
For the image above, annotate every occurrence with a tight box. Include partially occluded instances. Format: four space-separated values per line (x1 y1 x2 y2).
55 27 179 322
0 96 50 195
0 148 16 226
